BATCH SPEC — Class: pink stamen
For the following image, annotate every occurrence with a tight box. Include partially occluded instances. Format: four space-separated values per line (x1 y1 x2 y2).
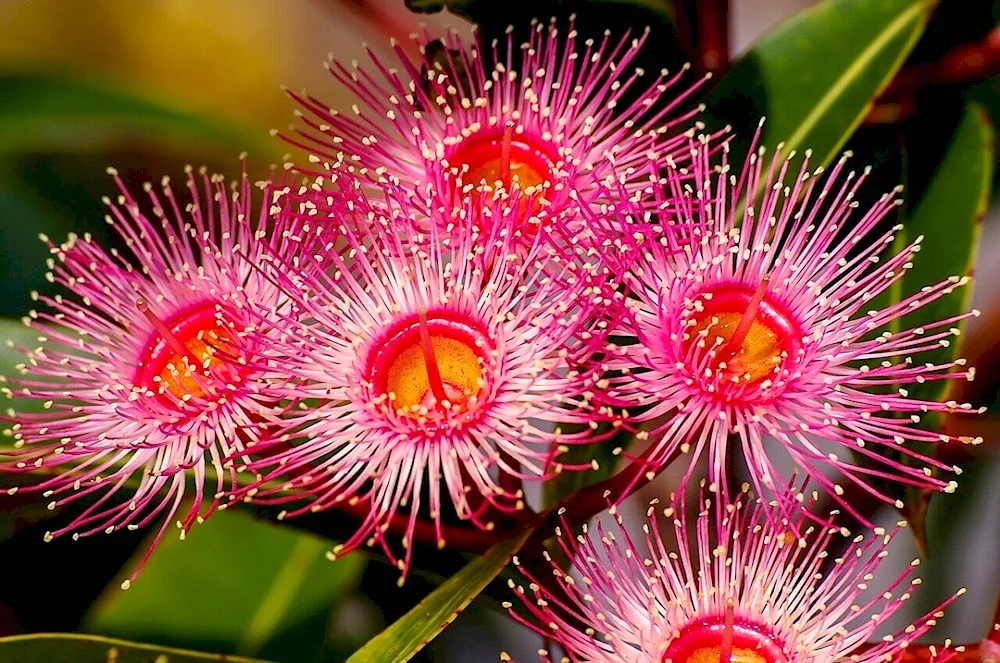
418 309 449 407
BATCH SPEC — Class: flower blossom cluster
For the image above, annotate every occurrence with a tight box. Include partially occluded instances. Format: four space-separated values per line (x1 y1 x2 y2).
0 15 982 661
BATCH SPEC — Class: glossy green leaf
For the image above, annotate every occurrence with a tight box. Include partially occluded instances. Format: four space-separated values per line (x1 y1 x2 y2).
0 319 66 536
345 528 532 663
898 101 994 400
0 633 269 663
0 318 39 374
896 102 993 548
85 510 364 661
707 0 934 168
0 73 279 157
0 318 103 442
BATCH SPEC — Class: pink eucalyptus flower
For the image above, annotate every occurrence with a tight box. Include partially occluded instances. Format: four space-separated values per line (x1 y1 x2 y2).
283 18 709 220
0 164 303 586
599 134 981 521
239 173 627 578
505 485 961 663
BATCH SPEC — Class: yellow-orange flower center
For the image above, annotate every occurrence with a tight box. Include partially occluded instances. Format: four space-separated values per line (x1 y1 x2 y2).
369 311 490 418
460 152 549 191
682 646 769 663
448 122 556 194
134 299 247 404
689 311 786 384
660 614 788 663
687 282 801 387
385 335 483 411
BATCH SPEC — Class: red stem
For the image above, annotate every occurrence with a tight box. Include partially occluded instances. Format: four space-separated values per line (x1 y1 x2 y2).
334 492 506 552
697 0 730 74
418 309 449 406
527 440 666 545
674 0 730 75
720 601 735 663
867 23 1000 124
990 588 1000 644
883 24 1000 100
720 275 768 361
360 437 666 555
500 121 514 187
135 298 217 396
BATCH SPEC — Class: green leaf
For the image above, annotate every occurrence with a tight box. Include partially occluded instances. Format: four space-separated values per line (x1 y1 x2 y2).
857 102 993 549
0 633 270 663
85 509 364 661
0 318 39 377
898 101 994 400
707 0 935 168
0 73 279 158
0 318 72 536
345 528 532 663
896 102 993 548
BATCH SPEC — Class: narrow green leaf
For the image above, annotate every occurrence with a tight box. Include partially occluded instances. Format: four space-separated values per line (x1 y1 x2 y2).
0 633 269 663
898 101 994 399
346 528 532 663
0 73 279 157
886 102 993 548
707 0 935 168
904 102 992 546
0 318 37 363
85 510 364 661
0 319 71 536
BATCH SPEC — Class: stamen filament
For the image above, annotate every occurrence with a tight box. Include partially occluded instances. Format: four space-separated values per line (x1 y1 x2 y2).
418 309 449 406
